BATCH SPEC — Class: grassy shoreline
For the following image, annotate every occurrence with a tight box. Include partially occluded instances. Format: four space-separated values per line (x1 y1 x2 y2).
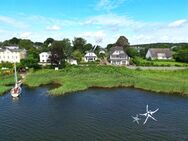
0 75 15 96
23 65 188 96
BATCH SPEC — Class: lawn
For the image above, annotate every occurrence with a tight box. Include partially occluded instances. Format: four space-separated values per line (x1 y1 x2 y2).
133 57 188 67
23 65 188 96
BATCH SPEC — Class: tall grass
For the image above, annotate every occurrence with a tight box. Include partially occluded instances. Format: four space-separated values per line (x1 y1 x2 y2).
0 74 15 95
24 65 188 96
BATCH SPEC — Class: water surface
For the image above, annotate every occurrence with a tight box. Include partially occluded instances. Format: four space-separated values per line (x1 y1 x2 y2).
0 86 188 141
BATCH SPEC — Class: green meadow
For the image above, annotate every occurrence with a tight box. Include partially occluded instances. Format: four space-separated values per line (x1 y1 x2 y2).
23 65 188 96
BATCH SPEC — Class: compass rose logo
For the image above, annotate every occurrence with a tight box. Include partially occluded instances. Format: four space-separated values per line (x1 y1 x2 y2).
132 105 159 125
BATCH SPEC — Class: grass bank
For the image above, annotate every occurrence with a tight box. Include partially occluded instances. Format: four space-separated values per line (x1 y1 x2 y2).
23 65 188 96
0 75 15 95
133 57 188 67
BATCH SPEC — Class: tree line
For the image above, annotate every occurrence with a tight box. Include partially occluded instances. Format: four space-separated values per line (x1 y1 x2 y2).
0 36 187 69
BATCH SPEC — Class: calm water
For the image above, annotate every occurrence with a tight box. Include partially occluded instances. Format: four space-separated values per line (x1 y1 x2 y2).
0 86 188 141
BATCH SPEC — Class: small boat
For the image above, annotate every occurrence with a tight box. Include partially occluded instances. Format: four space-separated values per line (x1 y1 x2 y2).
10 63 22 97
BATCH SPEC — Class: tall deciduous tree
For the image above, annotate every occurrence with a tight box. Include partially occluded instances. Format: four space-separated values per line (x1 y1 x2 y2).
72 37 86 53
61 38 72 58
83 43 93 53
49 41 66 68
116 36 129 48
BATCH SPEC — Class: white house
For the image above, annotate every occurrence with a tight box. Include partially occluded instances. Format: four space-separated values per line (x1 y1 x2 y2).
110 46 130 65
0 46 26 63
146 48 172 60
84 52 97 62
39 52 51 63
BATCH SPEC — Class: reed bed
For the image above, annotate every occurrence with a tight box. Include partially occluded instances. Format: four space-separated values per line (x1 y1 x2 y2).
23 65 188 96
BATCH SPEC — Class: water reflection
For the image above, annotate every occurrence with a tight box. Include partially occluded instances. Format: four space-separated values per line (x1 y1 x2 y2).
12 97 19 103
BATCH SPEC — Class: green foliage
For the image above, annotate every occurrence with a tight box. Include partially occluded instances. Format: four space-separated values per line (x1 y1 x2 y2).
44 38 54 45
24 66 188 96
61 38 72 58
0 74 15 95
126 47 139 58
20 57 40 69
132 57 188 66
116 36 129 48
106 43 115 52
50 41 66 68
0 62 13 68
72 37 86 53
72 50 82 62
83 43 93 53
174 49 188 63
9 37 20 45
19 39 33 50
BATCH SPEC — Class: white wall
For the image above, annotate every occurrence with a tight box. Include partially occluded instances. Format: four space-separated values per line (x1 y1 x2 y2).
39 52 50 63
0 50 22 63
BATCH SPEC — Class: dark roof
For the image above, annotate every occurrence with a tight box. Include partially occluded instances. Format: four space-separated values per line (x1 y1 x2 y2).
110 46 124 54
148 48 172 58
110 46 129 60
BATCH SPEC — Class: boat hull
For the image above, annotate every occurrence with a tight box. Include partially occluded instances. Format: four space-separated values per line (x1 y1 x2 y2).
10 87 21 97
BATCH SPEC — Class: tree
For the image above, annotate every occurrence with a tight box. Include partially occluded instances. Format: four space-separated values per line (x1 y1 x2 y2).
19 39 33 50
174 49 188 63
126 47 139 58
27 47 40 59
106 43 115 52
61 38 72 58
9 37 20 45
83 43 93 53
49 41 66 68
72 37 86 53
116 36 129 48
72 50 82 62
20 57 39 69
44 38 54 45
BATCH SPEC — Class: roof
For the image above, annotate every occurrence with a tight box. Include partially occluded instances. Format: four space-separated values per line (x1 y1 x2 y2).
5 46 19 50
0 48 26 53
39 52 51 55
110 46 128 60
110 46 123 53
148 48 172 58
85 52 97 57
110 46 128 56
